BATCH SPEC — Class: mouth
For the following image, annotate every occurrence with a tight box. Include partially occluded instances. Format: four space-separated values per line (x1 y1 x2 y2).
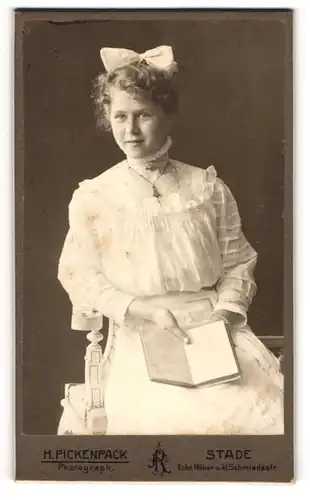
125 140 144 144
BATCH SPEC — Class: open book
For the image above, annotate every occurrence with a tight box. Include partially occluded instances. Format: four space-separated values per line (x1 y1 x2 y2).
139 320 241 388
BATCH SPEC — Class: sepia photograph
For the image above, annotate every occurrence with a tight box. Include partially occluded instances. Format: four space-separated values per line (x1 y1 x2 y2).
15 9 293 481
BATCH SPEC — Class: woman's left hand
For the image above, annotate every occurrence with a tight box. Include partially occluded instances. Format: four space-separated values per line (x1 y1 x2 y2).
208 309 244 330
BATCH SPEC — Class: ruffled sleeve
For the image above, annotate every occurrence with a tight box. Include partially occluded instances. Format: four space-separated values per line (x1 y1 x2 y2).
211 176 258 324
57 181 135 329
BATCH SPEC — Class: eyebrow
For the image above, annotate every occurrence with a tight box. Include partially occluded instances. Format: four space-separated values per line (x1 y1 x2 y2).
113 108 152 114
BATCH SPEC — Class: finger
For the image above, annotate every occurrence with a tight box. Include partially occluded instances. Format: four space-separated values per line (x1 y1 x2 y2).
168 325 192 344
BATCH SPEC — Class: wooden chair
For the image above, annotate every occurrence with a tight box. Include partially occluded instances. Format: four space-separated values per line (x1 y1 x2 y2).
58 313 109 435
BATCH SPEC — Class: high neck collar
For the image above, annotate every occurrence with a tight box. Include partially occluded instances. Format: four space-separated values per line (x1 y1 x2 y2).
126 136 172 173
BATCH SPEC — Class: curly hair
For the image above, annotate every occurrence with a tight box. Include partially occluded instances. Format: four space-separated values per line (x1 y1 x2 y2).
91 61 178 131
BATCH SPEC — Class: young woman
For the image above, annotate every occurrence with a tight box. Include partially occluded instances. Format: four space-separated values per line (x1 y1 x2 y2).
57 46 284 435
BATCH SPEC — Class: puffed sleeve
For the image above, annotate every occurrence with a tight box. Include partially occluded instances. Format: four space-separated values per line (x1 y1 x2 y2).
57 183 135 329
212 178 258 324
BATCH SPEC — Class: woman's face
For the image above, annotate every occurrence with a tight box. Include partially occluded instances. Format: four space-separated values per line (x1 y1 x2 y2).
108 88 173 158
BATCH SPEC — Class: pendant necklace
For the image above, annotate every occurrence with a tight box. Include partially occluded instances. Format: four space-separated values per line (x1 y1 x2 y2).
126 137 172 199
127 160 169 199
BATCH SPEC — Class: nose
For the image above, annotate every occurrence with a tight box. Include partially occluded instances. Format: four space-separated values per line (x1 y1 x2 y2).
126 116 140 135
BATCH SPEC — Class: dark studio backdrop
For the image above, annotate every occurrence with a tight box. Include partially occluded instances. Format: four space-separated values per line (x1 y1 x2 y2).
21 17 285 434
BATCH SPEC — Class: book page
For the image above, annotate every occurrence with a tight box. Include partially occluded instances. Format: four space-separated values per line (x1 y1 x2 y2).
185 321 240 386
140 324 193 386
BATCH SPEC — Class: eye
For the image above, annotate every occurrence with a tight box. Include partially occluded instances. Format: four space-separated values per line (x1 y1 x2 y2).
139 111 152 120
113 113 127 121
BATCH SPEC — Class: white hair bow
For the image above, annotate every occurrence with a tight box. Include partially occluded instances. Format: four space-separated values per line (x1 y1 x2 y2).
100 45 177 75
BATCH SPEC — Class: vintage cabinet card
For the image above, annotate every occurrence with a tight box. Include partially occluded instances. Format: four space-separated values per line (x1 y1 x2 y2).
15 9 293 482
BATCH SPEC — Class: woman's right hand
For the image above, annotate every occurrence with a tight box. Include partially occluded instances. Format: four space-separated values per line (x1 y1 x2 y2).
127 298 191 344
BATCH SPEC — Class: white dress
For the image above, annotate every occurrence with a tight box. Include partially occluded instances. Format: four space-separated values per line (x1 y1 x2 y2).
58 156 284 435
